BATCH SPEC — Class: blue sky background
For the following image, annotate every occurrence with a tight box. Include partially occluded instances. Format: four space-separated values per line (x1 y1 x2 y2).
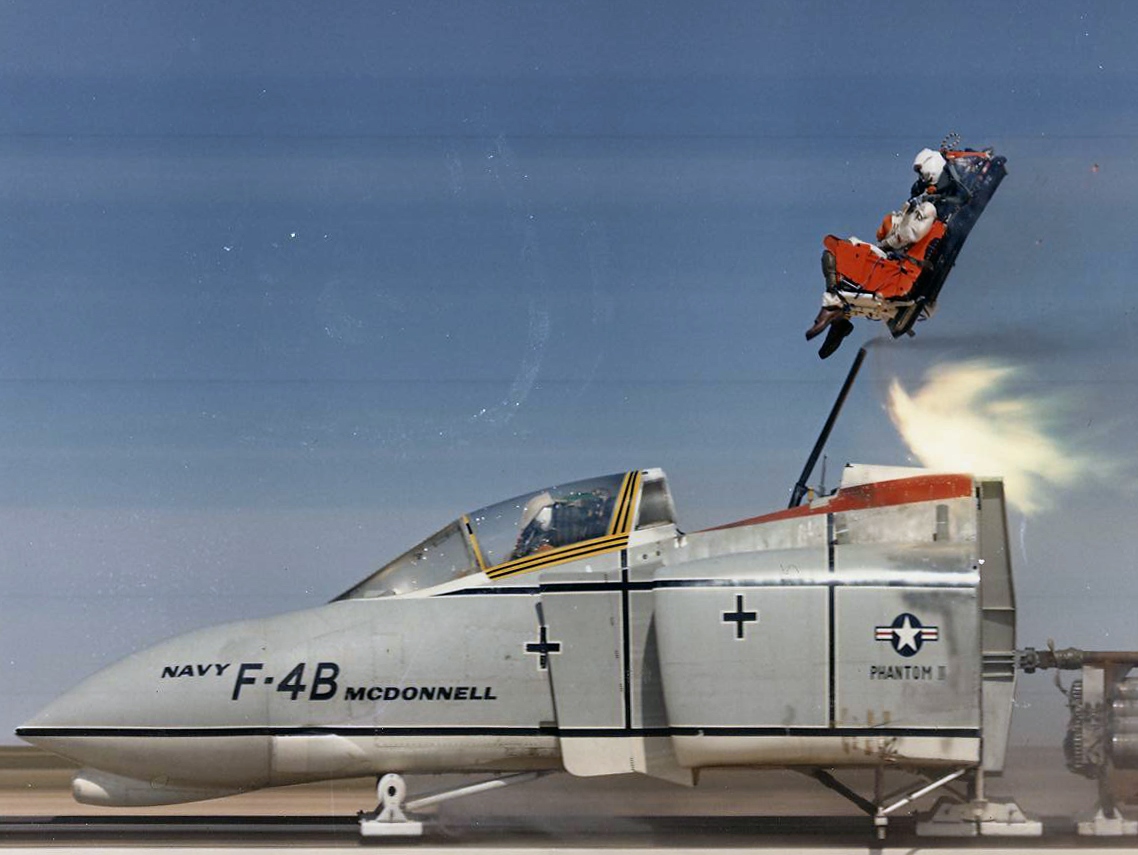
1 0 1136 745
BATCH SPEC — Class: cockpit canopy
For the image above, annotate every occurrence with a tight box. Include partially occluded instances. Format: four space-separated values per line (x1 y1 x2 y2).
337 469 676 600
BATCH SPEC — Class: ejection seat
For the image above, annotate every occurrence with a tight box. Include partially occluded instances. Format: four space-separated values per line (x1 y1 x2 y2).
823 218 946 312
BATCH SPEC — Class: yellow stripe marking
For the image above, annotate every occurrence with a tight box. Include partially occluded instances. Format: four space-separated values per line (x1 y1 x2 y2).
616 470 641 534
486 534 630 580
462 515 488 573
487 532 628 577
606 472 632 536
607 470 640 536
482 470 642 581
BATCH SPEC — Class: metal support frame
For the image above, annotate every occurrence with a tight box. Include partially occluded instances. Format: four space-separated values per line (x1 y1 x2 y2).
789 346 867 508
359 770 553 837
800 769 876 815
406 770 552 812
879 767 969 818
870 768 968 838
909 767 1041 838
800 765 1038 839
800 765 972 839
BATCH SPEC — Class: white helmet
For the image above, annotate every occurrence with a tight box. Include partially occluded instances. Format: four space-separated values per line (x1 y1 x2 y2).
913 148 946 184
519 491 554 531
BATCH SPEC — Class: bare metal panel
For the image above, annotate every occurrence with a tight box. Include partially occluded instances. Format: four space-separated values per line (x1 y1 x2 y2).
834 496 976 547
538 569 628 776
628 589 667 729
540 575 624 729
671 734 981 769
625 546 696 784
834 585 981 730
978 479 1016 615
976 477 1017 772
684 514 829 561
834 541 979 584
656 583 828 728
626 534 679 731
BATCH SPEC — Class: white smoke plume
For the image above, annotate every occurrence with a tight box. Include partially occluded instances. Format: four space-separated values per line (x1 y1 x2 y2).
887 359 1098 515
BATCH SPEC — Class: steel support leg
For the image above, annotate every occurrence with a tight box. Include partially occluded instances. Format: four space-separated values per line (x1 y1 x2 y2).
359 770 554 837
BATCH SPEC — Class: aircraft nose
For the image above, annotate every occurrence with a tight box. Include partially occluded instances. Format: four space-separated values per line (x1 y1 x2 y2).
17 716 98 777
16 667 129 754
16 617 278 790
16 663 273 805
15 619 273 774
17 691 80 738
16 666 142 772
16 601 386 803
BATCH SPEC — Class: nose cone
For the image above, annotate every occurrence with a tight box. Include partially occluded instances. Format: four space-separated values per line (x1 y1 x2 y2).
16 661 146 759
16 616 274 768
15 652 182 780
20 623 237 727
17 693 83 747
15 615 287 794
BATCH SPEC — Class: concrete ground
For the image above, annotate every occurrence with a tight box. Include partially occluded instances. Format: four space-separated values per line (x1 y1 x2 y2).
0 745 1104 823
12 747 1138 854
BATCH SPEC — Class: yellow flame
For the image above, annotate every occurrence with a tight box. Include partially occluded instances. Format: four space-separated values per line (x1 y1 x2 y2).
887 359 1088 515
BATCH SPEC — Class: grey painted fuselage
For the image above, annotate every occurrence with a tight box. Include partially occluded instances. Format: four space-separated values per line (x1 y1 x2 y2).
17 464 1016 806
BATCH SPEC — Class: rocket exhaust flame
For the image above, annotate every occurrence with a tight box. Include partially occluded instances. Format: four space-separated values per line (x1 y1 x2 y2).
887 359 1093 515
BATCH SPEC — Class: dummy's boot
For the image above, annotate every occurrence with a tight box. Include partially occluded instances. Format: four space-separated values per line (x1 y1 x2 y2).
818 317 853 359
805 306 843 340
807 249 846 341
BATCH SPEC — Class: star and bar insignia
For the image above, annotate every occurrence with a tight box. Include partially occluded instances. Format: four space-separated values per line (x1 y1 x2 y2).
875 612 939 657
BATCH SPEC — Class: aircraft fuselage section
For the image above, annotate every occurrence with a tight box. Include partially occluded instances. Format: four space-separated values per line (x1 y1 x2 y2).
17 468 1017 805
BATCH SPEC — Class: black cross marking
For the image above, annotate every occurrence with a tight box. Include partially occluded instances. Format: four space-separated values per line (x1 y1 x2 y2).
525 625 562 670
723 594 758 640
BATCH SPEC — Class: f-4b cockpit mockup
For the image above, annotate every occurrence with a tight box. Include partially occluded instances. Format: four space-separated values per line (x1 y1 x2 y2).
16 464 1138 837
1 465 1019 833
